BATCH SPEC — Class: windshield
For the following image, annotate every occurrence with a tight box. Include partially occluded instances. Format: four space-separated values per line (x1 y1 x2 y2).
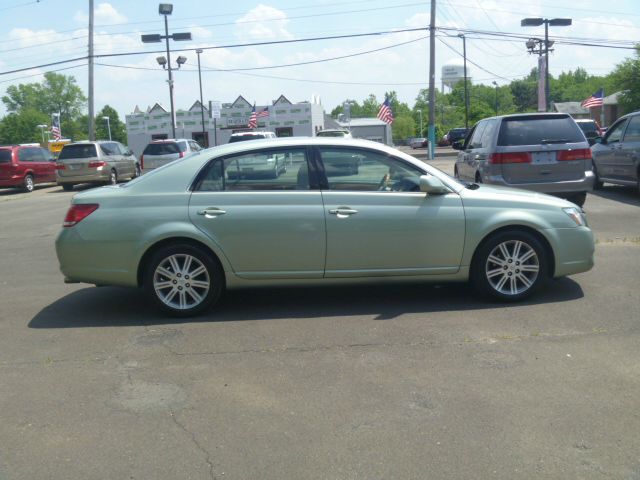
58 144 97 159
498 116 585 146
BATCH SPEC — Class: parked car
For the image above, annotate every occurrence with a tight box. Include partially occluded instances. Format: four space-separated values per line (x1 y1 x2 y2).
56 137 594 317
591 110 640 192
409 137 429 149
453 113 594 206
575 119 602 146
228 131 276 143
0 144 56 192
56 141 139 191
141 139 202 173
444 128 469 146
316 129 352 138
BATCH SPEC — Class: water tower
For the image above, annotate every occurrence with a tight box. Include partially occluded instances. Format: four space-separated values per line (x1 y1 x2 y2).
441 59 468 92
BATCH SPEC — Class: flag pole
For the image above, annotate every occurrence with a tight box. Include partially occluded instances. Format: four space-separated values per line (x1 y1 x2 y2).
600 87 605 129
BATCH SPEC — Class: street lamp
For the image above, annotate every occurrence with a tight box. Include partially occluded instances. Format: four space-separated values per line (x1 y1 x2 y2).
195 48 207 147
102 116 111 140
457 33 469 130
492 81 498 116
141 3 192 139
417 109 423 136
36 124 48 144
521 17 572 112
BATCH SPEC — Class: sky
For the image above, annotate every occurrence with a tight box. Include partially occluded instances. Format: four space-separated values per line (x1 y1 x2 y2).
0 0 638 120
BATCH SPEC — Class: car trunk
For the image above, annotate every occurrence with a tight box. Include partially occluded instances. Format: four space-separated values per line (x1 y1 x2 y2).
57 144 99 178
496 115 588 185
0 149 14 180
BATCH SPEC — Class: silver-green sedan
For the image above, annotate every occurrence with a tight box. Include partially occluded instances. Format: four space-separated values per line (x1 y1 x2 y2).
56 138 594 317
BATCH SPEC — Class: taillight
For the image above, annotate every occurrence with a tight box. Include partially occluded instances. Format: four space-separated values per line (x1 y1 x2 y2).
88 160 106 168
140 154 144 169
557 149 592 161
63 204 99 227
179 151 185 158
55 163 66 170
489 152 532 164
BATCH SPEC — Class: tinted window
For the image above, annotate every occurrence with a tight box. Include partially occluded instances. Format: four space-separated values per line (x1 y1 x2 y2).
0 149 12 163
604 119 627 144
577 121 598 134
480 119 498 147
58 144 97 159
229 135 264 143
143 142 180 155
320 148 424 192
100 143 119 155
317 131 348 137
468 122 487 149
196 148 308 191
497 116 585 146
623 116 640 142
19 148 44 162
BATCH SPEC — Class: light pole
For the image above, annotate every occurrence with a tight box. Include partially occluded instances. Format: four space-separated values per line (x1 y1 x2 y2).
417 110 423 136
196 48 207 146
141 4 192 139
457 33 469 130
36 124 48 144
102 116 111 140
521 17 572 111
492 81 498 116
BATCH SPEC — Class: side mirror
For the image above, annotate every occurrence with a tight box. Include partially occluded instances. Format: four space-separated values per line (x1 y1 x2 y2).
419 175 449 194
451 140 464 151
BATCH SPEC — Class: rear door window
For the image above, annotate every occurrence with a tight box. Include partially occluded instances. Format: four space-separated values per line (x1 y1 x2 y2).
468 122 487 149
0 149 13 163
19 148 44 162
604 119 628 145
59 144 97 159
622 116 640 142
143 142 180 155
497 116 585 146
100 143 119 155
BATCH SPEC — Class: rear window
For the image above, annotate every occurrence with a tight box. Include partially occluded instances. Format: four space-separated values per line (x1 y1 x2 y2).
317 131 348 137
0 149 11 163
58 144 97 160
497 116 585 146
143 142 180 155
229 134 266 143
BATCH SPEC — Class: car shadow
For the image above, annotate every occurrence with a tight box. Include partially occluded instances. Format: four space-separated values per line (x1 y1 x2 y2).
47 184 105 194
590 185 640 207
29 278 584 328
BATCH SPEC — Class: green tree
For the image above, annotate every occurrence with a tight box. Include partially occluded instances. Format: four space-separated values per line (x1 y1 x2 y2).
95 105 127 143
609 45 640 112
0 109 49 145
391 115 415 143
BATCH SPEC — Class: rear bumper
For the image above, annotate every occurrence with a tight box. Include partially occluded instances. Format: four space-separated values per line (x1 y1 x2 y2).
483 170 595 194
57 170 110 184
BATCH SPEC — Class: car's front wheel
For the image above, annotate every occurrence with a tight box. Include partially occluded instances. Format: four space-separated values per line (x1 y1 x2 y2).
592 161 604 189
143 244 224 317
471 230 548 301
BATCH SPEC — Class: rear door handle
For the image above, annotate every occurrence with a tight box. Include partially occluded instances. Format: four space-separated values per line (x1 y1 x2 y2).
329 208 358 217
197 208 226 217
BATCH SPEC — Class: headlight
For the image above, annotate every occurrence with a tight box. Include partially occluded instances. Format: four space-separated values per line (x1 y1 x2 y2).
563 207 588 227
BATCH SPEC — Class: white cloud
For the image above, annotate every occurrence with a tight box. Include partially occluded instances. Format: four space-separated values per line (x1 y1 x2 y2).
74 3 127 25
235 5 293 41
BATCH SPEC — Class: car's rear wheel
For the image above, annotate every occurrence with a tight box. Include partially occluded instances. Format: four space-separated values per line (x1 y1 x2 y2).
144 244 224 317
471 230 548 301
23 174 34 193
108 169 117 185
133 164 141 178
568 192 586 207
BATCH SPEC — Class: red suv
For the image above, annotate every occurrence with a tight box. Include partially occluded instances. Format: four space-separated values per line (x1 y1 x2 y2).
0 144 56 192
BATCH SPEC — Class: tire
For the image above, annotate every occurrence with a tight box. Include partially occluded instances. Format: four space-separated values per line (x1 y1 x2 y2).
133 164 141 179
568 192 586 207
454 166 459 179
592 162 603 190
23 174 34 193
107 169 117 185
471 230 548 302
143 243 224 317
475 172 483 184
62 184 74 192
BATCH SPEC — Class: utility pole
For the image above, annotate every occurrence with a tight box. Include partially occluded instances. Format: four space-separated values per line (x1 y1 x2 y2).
458 34 469 130
88 0 95 140
427 0 436 160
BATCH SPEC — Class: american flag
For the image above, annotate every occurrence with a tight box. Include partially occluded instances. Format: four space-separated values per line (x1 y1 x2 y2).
581 88 604 108
248 105 269 129
50 113 62 140
377 97 394 125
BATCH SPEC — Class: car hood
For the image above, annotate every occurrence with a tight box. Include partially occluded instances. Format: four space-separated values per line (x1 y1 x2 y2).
460 183 576 209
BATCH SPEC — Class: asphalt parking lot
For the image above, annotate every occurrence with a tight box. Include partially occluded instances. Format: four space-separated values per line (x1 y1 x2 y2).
1 155 639 479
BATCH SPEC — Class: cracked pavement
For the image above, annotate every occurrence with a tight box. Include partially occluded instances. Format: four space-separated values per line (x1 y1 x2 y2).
1 167 639 479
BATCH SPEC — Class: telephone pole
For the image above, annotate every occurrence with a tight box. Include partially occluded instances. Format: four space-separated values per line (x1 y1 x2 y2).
427 0 436 159
88 0 95 140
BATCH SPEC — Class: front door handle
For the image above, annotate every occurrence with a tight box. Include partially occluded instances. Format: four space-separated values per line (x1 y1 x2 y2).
329 207 358 217
197 208 226 217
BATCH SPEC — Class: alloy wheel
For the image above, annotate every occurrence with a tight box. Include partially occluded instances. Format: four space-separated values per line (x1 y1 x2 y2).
153 254 211 310
484 239 540 296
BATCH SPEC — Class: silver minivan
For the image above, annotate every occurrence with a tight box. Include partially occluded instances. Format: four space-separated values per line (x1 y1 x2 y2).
56 141 139 191
453 113 594 206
